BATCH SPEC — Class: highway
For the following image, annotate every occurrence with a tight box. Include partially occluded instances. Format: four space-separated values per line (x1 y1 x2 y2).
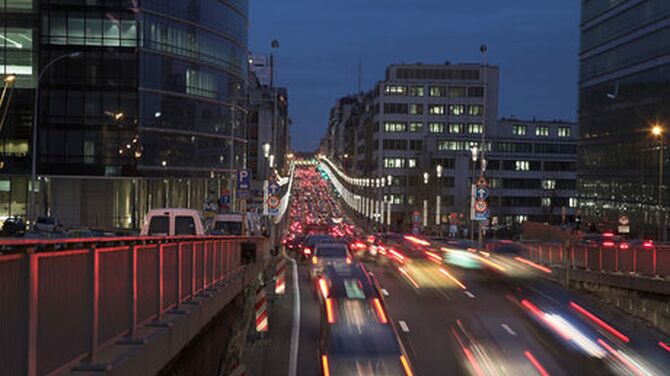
242 165 670 376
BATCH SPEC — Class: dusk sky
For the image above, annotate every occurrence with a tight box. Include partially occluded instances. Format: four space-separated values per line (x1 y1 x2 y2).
249 1 580 152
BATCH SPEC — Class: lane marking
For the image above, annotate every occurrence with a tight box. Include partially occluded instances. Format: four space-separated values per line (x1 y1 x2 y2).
501 324 517 336
287 258 300 376
464 291 476 299
398 320 410 333
381 288 390 296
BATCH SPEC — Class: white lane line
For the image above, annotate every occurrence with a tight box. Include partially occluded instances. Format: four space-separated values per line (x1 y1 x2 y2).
287 258 300 376
398 320 410 333
501 324 517 336
464 291 476 298
381 288 390 297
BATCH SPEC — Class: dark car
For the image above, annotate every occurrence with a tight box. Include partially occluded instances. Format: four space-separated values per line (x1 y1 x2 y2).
301 234 336 259
317 264 413 376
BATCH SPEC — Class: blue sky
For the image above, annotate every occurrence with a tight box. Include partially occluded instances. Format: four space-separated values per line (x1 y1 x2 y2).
249 0 580 152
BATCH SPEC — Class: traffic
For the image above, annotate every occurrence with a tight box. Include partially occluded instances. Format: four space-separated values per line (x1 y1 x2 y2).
266 163 669 376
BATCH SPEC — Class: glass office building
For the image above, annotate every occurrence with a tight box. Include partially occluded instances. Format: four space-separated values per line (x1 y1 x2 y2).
578 0 670 237
0 0 248 229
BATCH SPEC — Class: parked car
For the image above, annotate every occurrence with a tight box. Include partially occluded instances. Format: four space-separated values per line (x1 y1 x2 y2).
140 209 206 236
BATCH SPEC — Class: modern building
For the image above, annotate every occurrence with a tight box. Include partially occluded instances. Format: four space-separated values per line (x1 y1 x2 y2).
0 0 250 229
324 63 578 232
578 0 670 238
325 93 364 174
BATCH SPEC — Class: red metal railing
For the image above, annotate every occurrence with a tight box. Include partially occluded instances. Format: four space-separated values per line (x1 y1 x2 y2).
0 235 268 376
490 242 670 278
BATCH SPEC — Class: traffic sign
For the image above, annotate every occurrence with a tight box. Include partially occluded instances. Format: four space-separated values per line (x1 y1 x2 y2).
476 176 488 187
267 196 280 209
474 186 489 200
268 182 281 196
237 169 251 190
474 209 489 221
474 200 488 213
618 215 630 226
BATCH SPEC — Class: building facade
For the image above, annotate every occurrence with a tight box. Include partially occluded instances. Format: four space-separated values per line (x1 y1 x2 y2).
325 63 578 232
0 0 249 229
578 0 670 238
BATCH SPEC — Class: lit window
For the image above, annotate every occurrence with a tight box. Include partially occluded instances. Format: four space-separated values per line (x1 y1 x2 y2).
438 141 465 151
558 127 571 137
1 27 34 78
409 86 424 97
408 158 417 168
384 122 406 132
384 158 406 168
384 85 406 95
429 122 444 133
429 105 445 115
468 105 484 116
448 105 465 116
515 215 528 223
513 125 527 136
448 123 463 134
569 198 578 208
488 178 501 188
541 197 551 207
535 126 549 136
515 161 530 171
409 122 423 132
409 104 423 115
429 86 445 97
468 123 483 134
542 179 556 190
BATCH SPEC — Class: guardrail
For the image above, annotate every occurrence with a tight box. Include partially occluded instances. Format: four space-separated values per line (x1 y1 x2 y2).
489 241 670 278
0 235 268 376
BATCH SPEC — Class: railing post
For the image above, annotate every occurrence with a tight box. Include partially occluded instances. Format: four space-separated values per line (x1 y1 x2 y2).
89 247 100 362
157 244 164 321
176 243 182 308
653 248 657 276
633 248 638 274
27 251 38 376
191 242 196 298
615 248 619 272
129 245 138 337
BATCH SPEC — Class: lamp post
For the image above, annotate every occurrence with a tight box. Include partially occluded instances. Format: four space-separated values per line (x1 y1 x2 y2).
436 164 443 235
470 145 479 241
29 51 81 224
652 124 665 241
423 172 429 230
387 174 392 232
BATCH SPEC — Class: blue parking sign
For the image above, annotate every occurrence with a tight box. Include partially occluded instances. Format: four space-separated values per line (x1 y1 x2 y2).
237 169 251 190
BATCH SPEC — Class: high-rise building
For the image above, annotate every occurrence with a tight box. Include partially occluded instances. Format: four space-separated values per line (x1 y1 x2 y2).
0 0 249 229
578 0 670 237
324 63 578 232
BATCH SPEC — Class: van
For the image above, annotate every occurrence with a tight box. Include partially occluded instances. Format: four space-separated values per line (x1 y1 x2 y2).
140 209 206 236
212 212 261 236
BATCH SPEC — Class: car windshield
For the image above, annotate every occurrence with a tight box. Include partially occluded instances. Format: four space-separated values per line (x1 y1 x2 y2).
305 235 333 246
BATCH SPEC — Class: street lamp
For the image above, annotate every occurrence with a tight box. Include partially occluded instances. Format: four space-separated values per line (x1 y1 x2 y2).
469 144 479 241
263 142 271 158
30 51 81 224
652 124 665 240
422 172 429 229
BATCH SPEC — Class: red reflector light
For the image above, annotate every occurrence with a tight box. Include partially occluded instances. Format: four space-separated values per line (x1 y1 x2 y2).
603 232 614 237
325 298 336 323
400 355 413 376
321 355 331 376
372 298 388 324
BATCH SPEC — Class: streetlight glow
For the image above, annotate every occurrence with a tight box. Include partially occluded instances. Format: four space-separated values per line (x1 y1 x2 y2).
4 74 16 83
423 172 430 185
652 124 664 137
436 164 443 178
263 142 271 158
471 145 479 162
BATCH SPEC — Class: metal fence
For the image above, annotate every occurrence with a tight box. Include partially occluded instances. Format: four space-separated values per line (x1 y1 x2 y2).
497 242 670 278
0 236 267 376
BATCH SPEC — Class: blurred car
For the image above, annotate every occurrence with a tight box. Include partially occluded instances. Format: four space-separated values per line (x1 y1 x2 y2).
310 242 351 278
317 264 413 376
301 234 336 260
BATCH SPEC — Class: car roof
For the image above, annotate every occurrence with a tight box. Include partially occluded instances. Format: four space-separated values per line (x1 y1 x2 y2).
322 264 378 299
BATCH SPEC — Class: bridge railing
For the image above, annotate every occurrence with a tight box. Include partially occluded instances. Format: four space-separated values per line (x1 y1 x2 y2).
488 241 670 278
0 235 269 376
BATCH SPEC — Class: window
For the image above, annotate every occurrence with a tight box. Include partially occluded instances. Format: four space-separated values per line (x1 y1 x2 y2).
542 179 556 190
429 105 445 115
448 86 466 97
468 86 484 97
512 125 527 136
438 141 465 151
383 140 408 150
541 198 551 207
1 27 34 78
515 215 528 224
409 103 423 114
535 126 549 136
558 127 571 137
384 122 406 132
384 194 404 204
468 123 483 134
384 158 405 168
409 140 423 150
515 161 530 171
408 158 417 168
429 122 444 133
468 105 484 116
409 86 424 96
448 123 463 134
407 195 416 205
569 198 578 208
488 178 501 188
175 216 196 235
448 105 465 115
384 85 406 95
383 103 408 114
148 216 169 236
409 122 423 132
429 86 445 97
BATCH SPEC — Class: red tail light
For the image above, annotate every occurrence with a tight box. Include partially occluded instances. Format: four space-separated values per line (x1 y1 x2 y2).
619 242 629 250
304 247 312 256
603 232 614 237
643 241 654 249
602 241 615 248
372 298 388 324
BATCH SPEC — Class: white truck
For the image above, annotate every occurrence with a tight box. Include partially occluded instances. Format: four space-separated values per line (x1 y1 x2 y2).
211 212 261 236
140 209 206 236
